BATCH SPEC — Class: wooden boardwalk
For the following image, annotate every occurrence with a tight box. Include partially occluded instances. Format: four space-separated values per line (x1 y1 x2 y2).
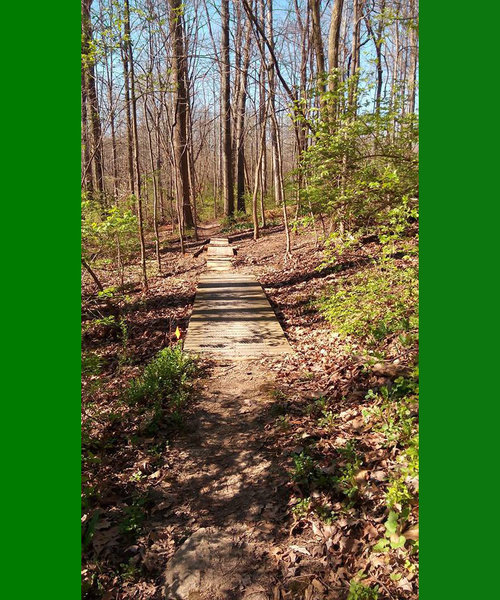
183 272 291 359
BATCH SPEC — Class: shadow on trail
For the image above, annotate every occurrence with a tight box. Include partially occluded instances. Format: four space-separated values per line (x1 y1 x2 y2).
262 256 373 289
164 375 290 532
158 361 293 596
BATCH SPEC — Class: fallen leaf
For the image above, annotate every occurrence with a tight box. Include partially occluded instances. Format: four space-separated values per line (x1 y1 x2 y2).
289 544 311 556
403 523 419 540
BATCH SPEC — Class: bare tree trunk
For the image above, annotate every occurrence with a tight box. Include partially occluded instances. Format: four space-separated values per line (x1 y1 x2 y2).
258 6 268 224
102 0 119 200
293 0 309 210
221 0 235 217
184 50 199 240
259 71 267 228
266 0 291 258
169 0 194 229
124 0 148 290
81 60 93 194
363 0 385 114
328 0 344 114
120 2 135 196
82 0 104 200
144 97 162 273
252 100 269 240
235 18 252 214
408 0 418 114
348 0 364 114
309 0 325 86
82 258 104 292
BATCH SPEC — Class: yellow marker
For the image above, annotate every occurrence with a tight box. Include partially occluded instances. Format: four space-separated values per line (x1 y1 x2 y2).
175 326 181 340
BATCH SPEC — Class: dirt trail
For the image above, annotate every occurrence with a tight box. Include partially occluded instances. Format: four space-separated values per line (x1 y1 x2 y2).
160 360 291 599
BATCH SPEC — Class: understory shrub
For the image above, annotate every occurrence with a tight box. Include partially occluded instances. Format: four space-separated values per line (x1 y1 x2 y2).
320 261 418 347
126 345 197 412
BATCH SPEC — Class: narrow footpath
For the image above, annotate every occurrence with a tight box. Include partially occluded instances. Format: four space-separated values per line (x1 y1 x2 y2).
162 237 293 599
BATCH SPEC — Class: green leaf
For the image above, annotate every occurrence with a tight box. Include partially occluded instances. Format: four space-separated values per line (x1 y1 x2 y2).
372 538 389 552
385 510 398 535
390 534 406 549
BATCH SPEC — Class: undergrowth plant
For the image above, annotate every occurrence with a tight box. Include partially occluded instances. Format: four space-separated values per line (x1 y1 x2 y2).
347 576 379 600
126 345 197 434
320 261 418 348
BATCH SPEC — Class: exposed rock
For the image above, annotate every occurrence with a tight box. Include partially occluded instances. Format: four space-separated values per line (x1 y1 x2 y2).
164 527 269 600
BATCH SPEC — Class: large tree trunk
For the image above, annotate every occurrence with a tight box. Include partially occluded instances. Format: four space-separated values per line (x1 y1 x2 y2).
81 0 104 200
221 0 235 217
328 0 344 103
309 0 325 85
169 0 194 229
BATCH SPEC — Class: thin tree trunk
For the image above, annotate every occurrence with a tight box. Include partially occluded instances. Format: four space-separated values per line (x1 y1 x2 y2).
266 0 291 258
82 258 104 292
121 3 135 196
348 0 364 113
144 97 162 273
328 0 344 119
221 0 235 217
252 100 269 240
235 19 252 213
408 0 418 114
124 0 148 290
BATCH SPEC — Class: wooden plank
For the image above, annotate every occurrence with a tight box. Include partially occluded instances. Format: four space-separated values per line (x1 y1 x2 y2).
184 273 291 358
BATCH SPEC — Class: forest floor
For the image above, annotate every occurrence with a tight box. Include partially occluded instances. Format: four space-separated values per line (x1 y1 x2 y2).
82 222 418 600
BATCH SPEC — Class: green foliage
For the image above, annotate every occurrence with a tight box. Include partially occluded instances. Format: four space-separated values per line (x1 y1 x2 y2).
347 576 379 600
303 396 327 416
377 195 419 254
220 211 251 233
82 510 101 552
290 215 315 233
125 347 197 435
275 415 291 431
320 261 418 347
120 496 146 536
363 376 418 448
386 435 419 509
336 441 363 501
372 509 407 552
298 77 418 234
290 442 362 503
291 497 312 518
81 196 139 267
291 451 318 487
82 352 102 376
84 315 129 348
315 503 337 524
317 409 336 430
290 450 336 493
126 345 196 409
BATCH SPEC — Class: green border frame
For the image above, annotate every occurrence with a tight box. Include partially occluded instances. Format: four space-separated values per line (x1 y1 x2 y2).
420 1 499 598
2 2 81 597
3 1 497 598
